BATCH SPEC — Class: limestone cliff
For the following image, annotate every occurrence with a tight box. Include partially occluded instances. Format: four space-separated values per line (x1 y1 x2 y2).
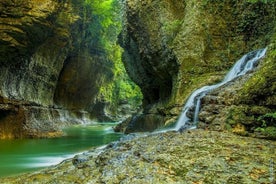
119 0 276 133
0 0 114 139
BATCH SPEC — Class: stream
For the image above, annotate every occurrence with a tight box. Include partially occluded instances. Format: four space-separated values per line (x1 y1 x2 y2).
174 48 267 131
0 122 122 178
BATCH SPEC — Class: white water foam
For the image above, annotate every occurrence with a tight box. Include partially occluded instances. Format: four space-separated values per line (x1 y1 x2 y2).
174 48 267 131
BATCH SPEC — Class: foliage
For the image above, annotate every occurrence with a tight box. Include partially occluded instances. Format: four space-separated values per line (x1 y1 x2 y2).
84 0 121 52
226 107 276 139
84 0 142 113
162 20 182 44
226 106 255 126
254 126 276 140
246 0 275 3
99 46 142 110
237 0 276 45
226 105 275 138
202 0 275 48
238 30 276 106
257 112 276 127
254 112 276 138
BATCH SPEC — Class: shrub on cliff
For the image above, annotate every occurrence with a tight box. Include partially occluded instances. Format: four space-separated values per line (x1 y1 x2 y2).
84 0 142 117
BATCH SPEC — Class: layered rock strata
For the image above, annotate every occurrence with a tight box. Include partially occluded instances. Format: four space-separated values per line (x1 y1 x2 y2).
0 0 113 138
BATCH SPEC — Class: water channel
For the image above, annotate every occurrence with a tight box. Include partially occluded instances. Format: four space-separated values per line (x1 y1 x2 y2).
0 122 122 178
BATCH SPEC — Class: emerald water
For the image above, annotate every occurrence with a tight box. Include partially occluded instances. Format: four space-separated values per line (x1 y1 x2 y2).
0 123 122 178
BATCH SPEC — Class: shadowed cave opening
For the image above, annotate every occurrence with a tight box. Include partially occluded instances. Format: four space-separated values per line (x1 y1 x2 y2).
0 110 11 121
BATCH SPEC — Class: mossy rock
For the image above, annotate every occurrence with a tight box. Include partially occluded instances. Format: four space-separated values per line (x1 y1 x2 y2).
254 126 276 140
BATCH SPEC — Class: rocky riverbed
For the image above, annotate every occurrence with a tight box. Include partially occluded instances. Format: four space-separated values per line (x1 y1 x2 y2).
1 129 275 184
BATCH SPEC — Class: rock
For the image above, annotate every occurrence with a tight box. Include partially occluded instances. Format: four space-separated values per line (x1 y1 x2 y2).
72 155 89 169
0 0 116 138
198 45 276 139
119 0 276 132
113 117 132 133
125 114 165 133
2 130 275 183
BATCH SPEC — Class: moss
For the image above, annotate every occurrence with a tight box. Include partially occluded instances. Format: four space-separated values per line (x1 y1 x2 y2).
225 30 276 139
238 31 276 106
225 105 275 139
174 71 225 107
225 123 232 131
225 105 273 136
258 112 276 126
227 106 247 126
162 19 182 44
226 175 245 184
254 126 276 140
81 0 143 115
2 130 276 183
202 0 276 48
253 112 276 139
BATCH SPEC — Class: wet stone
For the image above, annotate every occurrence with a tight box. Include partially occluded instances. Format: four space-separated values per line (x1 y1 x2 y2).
72 155 89 169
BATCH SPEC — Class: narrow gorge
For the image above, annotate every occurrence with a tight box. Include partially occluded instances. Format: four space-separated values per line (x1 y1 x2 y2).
0 0 142 139
0 0 275 183
118 0 276 137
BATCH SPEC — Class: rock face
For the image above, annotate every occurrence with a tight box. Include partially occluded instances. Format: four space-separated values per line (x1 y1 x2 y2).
0 0 113 138
119 0 276 133
199 38 276 139
1 0 275 138
2 130 276 183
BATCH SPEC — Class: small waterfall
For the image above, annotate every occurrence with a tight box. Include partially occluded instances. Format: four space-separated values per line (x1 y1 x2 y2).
174 48 267 131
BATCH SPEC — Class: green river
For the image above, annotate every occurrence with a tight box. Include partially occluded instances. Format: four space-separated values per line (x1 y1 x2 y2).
0 123 122 178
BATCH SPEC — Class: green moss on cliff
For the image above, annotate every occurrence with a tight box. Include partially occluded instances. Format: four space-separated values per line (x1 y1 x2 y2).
173 0 276 107
254 112 276 139
118 0 276 132
202 0 276 49
239 33 276 107
84 0 142 118
99 46 143 113
225 105 272 135
223 30 276 139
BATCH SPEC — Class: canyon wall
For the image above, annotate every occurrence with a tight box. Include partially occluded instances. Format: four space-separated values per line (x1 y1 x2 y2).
120 0 276 135
1 0 275 138
0 0 114 138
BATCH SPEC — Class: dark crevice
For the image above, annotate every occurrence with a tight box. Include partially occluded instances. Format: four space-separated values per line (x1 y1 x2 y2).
0 110 11 121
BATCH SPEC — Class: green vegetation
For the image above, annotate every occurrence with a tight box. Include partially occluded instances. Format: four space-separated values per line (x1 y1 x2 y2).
202 0 275 49
258 112 276 126
238 31 276 106
254 112 276 139
237 0 275 46
99 46 143 110
226 106 276 139
228 29 276 139
84 0 121 50
162 20 182 44
246 0 274 3
84 0 142 114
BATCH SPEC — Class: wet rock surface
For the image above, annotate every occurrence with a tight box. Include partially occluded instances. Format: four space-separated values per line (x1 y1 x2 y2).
2 130 275 183
0 0 115 138
120 0 276 132
199 44 276 139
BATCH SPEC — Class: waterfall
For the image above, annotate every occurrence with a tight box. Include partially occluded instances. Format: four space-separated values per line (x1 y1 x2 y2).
174 48 267 131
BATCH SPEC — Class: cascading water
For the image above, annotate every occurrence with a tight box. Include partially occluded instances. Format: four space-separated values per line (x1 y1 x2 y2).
174 48 267 131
